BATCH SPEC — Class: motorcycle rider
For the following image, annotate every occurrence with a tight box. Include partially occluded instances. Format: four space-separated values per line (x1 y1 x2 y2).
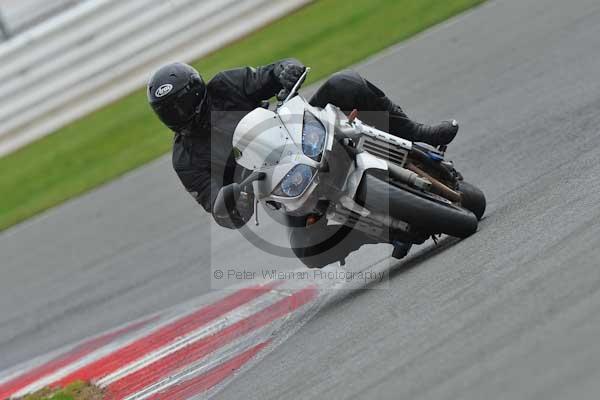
147 59 458 268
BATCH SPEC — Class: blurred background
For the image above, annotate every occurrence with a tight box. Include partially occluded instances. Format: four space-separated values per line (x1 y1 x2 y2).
0 0 310 157
5 1 600 399
0 0 476 233
0 0 81 40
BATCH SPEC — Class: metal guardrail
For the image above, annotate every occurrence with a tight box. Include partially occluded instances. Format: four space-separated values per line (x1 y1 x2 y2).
0 0 311 157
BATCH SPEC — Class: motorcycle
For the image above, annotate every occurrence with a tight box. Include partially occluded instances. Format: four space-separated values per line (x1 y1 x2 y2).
215 68 486 260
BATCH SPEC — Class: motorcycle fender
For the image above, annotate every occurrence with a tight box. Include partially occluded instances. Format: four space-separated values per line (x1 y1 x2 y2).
346 152 388 199
357 152 388 171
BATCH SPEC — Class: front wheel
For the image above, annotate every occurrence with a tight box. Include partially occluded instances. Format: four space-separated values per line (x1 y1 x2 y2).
356 173 478 238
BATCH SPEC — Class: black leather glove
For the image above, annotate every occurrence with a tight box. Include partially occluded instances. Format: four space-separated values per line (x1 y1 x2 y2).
278 63 306 91
213 183 254 229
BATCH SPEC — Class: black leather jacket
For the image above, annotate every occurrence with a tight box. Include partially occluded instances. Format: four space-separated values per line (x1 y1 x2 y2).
172 59 302 221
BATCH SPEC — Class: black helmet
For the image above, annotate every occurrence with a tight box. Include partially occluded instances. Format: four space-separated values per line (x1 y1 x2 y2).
147 62 207 131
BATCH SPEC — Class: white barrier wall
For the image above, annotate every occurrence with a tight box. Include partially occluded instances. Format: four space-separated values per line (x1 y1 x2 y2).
0 0 80 39
0 0 311 156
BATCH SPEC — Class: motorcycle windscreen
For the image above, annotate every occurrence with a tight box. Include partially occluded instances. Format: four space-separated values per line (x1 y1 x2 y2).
232 107 299 171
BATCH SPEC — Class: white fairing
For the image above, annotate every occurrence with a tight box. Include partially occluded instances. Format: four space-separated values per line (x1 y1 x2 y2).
232 94 411 214
232 107 296 171
277 96 330 148
233 97 329 210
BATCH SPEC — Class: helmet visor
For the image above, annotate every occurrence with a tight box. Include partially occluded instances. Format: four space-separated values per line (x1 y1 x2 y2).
153 84 207 131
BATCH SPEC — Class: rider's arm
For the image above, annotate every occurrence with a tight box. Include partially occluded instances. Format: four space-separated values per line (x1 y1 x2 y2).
240 58 305 102
174 160 219 214
172 137 223 219
174 158 254 229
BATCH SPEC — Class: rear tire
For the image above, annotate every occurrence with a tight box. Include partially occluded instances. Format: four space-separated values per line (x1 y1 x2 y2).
356 173 478 238
458 181 486 221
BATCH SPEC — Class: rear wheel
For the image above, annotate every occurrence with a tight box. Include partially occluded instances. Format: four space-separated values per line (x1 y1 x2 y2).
458 181 486 221
356 172 478 238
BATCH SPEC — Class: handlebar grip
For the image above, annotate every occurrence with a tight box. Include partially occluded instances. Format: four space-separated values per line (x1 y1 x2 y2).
276 89 290 102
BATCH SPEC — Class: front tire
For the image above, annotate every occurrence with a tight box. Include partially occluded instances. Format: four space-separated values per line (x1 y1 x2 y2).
356 173 478 238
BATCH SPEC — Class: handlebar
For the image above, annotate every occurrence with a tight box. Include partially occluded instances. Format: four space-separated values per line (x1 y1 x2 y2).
277 67 311 106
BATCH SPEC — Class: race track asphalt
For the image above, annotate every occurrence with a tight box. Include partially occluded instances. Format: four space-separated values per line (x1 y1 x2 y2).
2 0 600 398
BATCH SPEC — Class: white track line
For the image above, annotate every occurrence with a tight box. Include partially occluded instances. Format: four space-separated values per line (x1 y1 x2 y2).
96 289 288 387
123 325 276 400
9 318 163 398
5 279 319 399
10 285 288 397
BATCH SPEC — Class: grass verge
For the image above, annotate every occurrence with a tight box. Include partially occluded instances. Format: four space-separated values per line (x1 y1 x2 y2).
12 381 103 400
0 0 485 232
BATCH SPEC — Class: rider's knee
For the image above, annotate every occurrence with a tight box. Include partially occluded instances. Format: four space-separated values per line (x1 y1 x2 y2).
324 70 365 92
365 79 385 97
331 71 386 102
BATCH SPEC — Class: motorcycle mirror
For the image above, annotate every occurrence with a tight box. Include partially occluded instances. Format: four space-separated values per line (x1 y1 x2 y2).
213 172 266 219
213 183 242 220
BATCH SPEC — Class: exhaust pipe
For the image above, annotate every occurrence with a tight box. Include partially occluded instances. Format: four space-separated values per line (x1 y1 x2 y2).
386 162 432 191
406 163 462 203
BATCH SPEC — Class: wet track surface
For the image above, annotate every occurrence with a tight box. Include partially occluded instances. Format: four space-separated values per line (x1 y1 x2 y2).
2 0 600 398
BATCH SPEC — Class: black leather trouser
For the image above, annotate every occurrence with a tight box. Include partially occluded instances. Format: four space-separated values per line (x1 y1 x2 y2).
309 69 420 141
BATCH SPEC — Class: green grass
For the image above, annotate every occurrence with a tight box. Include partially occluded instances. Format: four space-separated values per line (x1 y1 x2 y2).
0 0 485 231
15 381 103 400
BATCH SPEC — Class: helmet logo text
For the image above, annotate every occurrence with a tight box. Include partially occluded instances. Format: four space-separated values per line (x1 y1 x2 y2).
155 84 174 98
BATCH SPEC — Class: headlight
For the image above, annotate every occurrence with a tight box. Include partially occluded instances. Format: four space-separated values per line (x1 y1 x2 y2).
273 164 316 198
302 111 326 161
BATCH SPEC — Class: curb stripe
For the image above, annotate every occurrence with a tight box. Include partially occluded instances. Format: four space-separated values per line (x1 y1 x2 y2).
144 341 271 400
116 326 277 400
107 286 318 400
0 317 154 400
51 282 281 387
96 291 287 387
